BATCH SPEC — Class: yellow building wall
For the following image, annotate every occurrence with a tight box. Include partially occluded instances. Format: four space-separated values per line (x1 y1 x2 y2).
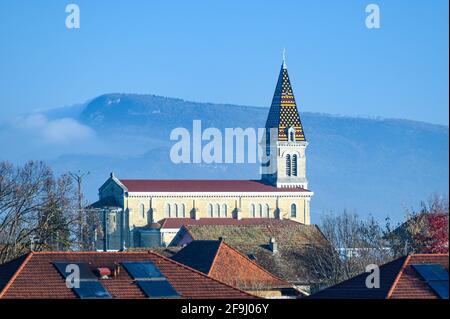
123 194 311 228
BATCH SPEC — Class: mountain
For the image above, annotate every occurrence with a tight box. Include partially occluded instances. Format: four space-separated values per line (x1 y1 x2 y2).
2 93 448 224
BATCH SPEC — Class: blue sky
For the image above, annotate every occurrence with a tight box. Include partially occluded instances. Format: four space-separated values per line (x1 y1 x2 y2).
0 0 448 125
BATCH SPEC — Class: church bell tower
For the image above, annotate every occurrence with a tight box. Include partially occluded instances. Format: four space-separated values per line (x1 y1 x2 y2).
262 52 309 189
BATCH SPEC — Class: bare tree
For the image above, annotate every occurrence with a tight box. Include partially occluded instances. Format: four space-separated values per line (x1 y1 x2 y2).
69 170 90 250
0 161 77 263
307 211 395 288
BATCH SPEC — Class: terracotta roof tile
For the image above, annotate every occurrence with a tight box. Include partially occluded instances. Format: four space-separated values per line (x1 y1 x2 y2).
0 251 255 299
160 218 300 229
172 240 294 292
119 179 311 193
309 254 449 299
389 254 449 299
172 223 328 285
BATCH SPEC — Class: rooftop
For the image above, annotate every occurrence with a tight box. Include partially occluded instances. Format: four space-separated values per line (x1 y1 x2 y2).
118 179 311 193
309 254 449 299
0 251 255 299
159 217 301 229
171 222 329 285
171 240 295 293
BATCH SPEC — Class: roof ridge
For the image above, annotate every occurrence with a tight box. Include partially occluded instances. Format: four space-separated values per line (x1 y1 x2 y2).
0 252 34 298
27 251 156 255
410 253 449 257
386 255 411 299
145 250 256 298
220 241 292 287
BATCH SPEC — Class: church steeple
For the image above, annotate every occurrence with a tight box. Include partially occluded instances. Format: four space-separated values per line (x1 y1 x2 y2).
262 53 309 189
265 54 306 142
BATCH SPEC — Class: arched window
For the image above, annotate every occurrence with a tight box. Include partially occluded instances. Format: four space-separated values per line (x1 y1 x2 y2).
214 204 220 217
208 204 213 217
292 154 298 176
139 203 145 219
291 203 297 218
221 204 227 218
288 127 296 142
250 204 255 218
286 154 291 176
174 204 178 217
262 204 269 218
180 204 185 218
258 204 263 218
164 203 170 218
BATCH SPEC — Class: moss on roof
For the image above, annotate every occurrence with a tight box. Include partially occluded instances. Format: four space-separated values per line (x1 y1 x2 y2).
182 223 330 284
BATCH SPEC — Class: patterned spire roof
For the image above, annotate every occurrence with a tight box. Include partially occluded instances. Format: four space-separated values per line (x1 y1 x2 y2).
265 62 306 141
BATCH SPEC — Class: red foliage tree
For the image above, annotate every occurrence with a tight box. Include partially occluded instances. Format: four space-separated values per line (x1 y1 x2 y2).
413 213 449 254
423 213 449 253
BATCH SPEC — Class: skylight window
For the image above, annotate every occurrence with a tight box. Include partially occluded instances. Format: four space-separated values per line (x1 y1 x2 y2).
53 262 112 299
411 264 449 299
121 261 165 280
122 261 180 298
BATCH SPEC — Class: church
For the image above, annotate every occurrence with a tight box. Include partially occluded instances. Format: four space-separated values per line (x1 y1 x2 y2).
89 57 314 250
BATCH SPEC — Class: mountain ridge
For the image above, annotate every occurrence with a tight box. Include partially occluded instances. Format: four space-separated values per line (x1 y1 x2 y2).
1 93 448 224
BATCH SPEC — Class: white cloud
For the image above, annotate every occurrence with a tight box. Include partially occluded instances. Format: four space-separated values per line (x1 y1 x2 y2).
13 114 95 144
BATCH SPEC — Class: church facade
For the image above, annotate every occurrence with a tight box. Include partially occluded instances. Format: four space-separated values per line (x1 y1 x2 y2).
90 58 314 249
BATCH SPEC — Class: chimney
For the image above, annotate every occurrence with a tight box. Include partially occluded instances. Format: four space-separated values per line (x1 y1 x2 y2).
112 263 121 277
269 237 278 254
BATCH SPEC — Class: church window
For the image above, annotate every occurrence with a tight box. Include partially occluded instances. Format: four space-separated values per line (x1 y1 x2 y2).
286 154 291 176
262 204 269 218
288 127 296 142
292 154 298 176
221 204 227 218
258 204 263 218
250 204 255 218
208 204 213 217
214 204 220 217
291 203 297 218
180 204 185 218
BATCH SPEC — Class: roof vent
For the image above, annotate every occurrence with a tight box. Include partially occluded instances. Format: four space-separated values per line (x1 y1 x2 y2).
269 237 278 254
96 267 112 279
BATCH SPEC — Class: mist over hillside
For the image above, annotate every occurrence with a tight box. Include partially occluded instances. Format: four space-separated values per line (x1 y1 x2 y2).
1 93 448 224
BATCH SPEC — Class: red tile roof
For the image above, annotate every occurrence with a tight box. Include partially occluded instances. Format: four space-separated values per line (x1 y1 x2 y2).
309 254 449 299
159 217 300 229
119 179 311 193
0 251 255 299
172 240 296 293
389 254 449 299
